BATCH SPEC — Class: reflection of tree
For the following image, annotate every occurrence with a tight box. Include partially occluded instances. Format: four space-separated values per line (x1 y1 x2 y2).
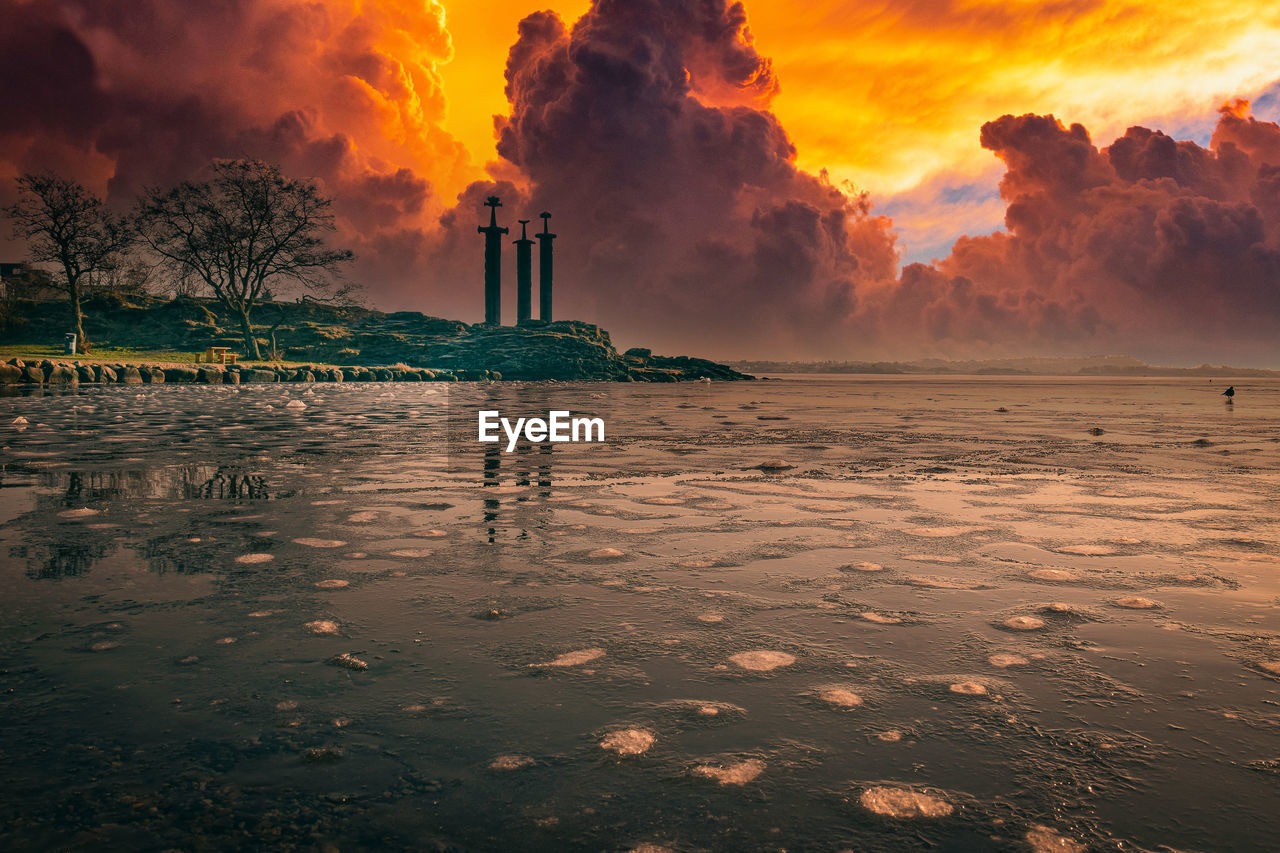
39 466 272 501
15 464 275 582
21 540 112 580
193 467 269 500
141 533 212 575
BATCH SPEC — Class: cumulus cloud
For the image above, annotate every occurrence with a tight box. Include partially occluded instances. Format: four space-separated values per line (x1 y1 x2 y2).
861 103 1280 363
433 0 898 352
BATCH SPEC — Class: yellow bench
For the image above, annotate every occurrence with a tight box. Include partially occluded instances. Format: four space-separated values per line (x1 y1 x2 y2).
197 346 237 365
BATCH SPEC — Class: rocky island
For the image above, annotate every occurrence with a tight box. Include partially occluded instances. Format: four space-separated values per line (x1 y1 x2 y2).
0 295 752 383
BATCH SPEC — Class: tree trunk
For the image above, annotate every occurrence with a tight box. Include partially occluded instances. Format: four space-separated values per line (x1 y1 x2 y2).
238 309 261 359
69 279 89 353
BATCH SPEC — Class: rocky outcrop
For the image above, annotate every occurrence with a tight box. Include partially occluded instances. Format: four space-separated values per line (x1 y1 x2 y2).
2 295 752 382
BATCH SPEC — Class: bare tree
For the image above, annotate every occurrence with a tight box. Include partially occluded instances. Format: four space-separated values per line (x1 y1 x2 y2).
4 173 131 353
135 159 355 358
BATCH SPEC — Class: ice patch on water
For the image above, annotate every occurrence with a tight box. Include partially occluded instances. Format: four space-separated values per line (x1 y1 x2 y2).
949 681 988 696
489 754 534 771
1114 596 1161 609
729 650 796 671
858 786 954 818
532 648 605 667
691 757 765 785
600 728 655 755
1058 544 1116 556
1027 568 1078 582
818 687 864 708
1025 825 1087 853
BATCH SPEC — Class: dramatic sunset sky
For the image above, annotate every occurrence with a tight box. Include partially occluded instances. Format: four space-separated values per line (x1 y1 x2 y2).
4 0 1280 363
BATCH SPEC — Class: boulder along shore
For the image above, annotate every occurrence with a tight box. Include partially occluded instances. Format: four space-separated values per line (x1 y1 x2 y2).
2 359 493 385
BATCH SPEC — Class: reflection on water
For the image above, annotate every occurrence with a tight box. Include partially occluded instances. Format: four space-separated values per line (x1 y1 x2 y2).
2 378 1280 851
45 465 268 502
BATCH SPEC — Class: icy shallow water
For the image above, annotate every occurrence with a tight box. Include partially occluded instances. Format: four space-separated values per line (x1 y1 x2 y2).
2 376 1279 851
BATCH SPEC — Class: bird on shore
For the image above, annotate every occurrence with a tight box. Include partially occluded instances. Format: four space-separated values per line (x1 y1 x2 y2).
1223 385 1235 401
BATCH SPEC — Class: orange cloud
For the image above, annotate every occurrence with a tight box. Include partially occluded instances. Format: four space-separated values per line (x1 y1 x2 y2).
737 0 1280 196
437 1 1280 202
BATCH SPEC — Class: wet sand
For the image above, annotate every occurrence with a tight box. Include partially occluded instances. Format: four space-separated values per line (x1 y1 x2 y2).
2 376 1279 851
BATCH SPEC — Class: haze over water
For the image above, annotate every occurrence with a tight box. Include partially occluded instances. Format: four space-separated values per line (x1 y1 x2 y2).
3 376 1279 851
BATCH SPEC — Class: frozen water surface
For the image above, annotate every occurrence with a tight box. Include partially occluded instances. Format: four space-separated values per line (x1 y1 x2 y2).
2 376 1280 851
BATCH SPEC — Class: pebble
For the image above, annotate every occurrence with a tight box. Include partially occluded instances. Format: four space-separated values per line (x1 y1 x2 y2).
235 553 274 564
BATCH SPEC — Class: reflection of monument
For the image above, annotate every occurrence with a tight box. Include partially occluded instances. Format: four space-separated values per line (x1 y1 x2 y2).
477 196 508 325
537 212 556 322
478 439 554 544
514 220 533 324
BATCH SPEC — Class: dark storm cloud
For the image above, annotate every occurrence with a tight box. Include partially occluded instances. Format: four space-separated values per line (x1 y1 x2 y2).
434 0 897 352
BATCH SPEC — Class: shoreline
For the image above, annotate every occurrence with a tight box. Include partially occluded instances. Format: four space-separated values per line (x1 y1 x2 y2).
2 357 498 385
0 357 748 385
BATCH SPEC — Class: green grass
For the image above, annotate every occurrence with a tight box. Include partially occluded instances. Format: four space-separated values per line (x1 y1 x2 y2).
0 344 340 368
